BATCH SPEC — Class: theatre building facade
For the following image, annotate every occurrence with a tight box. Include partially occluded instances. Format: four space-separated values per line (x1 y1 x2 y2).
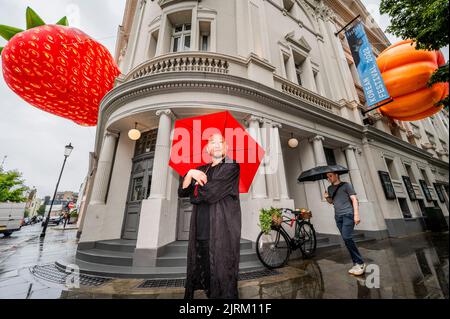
70 0 449 276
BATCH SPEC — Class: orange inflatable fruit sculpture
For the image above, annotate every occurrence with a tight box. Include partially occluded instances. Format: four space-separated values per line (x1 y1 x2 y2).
376 40 448 121
0 7 121 126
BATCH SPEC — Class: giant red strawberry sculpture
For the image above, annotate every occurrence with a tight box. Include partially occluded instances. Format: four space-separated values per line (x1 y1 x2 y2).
0 7 121 126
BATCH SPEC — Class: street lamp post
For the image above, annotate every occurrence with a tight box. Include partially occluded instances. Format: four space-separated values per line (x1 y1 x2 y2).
40 143 74 238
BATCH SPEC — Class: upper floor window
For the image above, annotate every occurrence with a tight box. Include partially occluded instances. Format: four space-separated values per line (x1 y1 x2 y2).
420 169 431 186
199 21 211 51
410 123 420 135
293 51 306 87
426 132 436 145
385 157 399 180
171 23 191 53
295 63 303 86
440 139 448 152
404 163 417 184
148 29 159 59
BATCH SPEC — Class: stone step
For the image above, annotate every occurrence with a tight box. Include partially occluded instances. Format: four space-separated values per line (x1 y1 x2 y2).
159 239 253 255
77 240 258 268
55 258 264 279
71 235 340 277
156 248 258 267
76 249 134 267
95 239 137 253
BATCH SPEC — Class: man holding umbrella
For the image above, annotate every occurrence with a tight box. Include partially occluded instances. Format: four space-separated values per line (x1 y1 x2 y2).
324 172 365 276
298 165 365 276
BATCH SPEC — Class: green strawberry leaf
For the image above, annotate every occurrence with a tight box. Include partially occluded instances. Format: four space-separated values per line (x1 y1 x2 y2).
0 47 3 55
56 16 69 26
0 25 24 41
26 7 46 29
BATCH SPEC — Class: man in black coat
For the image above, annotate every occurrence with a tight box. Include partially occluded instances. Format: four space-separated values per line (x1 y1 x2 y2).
178 133 241 299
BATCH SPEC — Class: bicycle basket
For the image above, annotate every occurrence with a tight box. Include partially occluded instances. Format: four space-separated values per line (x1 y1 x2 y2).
271 214 283 227
300 210 312 220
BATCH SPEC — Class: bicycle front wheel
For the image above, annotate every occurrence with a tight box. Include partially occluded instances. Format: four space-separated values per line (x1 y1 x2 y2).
256 228 291 269
297 221 317 258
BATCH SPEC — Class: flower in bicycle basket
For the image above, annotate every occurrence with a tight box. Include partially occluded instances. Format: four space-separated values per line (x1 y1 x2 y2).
298 208 312 219
258 207 282 234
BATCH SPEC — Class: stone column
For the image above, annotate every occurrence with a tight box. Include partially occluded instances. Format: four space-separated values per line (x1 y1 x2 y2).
155 13 168 56
302 57 317 92
261 119 280 199
325 18 359 102
272 122 289 199
309 135 327 166
149 109 174 199
90 131 119 205
344 145 367 201
127 0 147 69
246 116 267 199
309 135 327 195
190 6 199 51
316 20 341 101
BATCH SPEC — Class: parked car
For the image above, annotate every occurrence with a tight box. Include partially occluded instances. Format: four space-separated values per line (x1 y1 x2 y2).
42 215 63 226
0 202 25 237
22 217 30 226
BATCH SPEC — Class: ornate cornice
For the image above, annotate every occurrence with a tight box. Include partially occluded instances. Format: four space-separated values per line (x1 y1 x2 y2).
95 72 365 152
285 33 312 52
157 0 200 9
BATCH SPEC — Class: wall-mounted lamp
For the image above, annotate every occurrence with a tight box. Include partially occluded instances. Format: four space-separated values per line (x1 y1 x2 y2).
128 122 141 141
288 133 298 148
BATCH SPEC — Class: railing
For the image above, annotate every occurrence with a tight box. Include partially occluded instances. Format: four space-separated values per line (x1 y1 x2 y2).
274 75 340 114
125 52 243 81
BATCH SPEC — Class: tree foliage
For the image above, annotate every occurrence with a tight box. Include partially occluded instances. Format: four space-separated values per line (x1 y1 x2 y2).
0 169 29 202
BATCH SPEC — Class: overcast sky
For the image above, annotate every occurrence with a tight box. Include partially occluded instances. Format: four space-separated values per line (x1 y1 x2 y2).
0 0 448 198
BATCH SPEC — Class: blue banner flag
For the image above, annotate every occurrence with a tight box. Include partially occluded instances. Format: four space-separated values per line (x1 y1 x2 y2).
345 22 390 106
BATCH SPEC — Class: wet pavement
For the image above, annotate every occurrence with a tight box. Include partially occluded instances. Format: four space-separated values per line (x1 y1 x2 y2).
0 223 448 299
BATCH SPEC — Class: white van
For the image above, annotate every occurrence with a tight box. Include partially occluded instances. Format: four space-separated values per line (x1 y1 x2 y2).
0 202 25 237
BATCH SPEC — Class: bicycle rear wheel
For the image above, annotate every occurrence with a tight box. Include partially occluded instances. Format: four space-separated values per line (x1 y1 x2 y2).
256 228 291 269
297 221 317 258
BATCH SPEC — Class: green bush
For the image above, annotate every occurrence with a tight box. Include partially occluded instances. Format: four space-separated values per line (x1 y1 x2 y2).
70 210 78 218
37 204 45 216
258 207 282 234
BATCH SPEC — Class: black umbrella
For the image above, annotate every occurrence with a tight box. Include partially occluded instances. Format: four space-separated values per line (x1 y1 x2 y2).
298 164 349 182
298 164 349 192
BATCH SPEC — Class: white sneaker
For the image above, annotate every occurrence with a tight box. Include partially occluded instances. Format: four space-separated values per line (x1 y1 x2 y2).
348 263 366 276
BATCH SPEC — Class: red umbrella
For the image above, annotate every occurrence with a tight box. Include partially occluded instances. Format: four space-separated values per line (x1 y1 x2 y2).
169 111 265 193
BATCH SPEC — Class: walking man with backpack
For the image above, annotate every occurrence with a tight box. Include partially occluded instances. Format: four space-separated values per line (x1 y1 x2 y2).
324 172 366 276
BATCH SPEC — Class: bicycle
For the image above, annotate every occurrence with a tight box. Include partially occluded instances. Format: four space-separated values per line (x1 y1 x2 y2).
256 208 317 269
